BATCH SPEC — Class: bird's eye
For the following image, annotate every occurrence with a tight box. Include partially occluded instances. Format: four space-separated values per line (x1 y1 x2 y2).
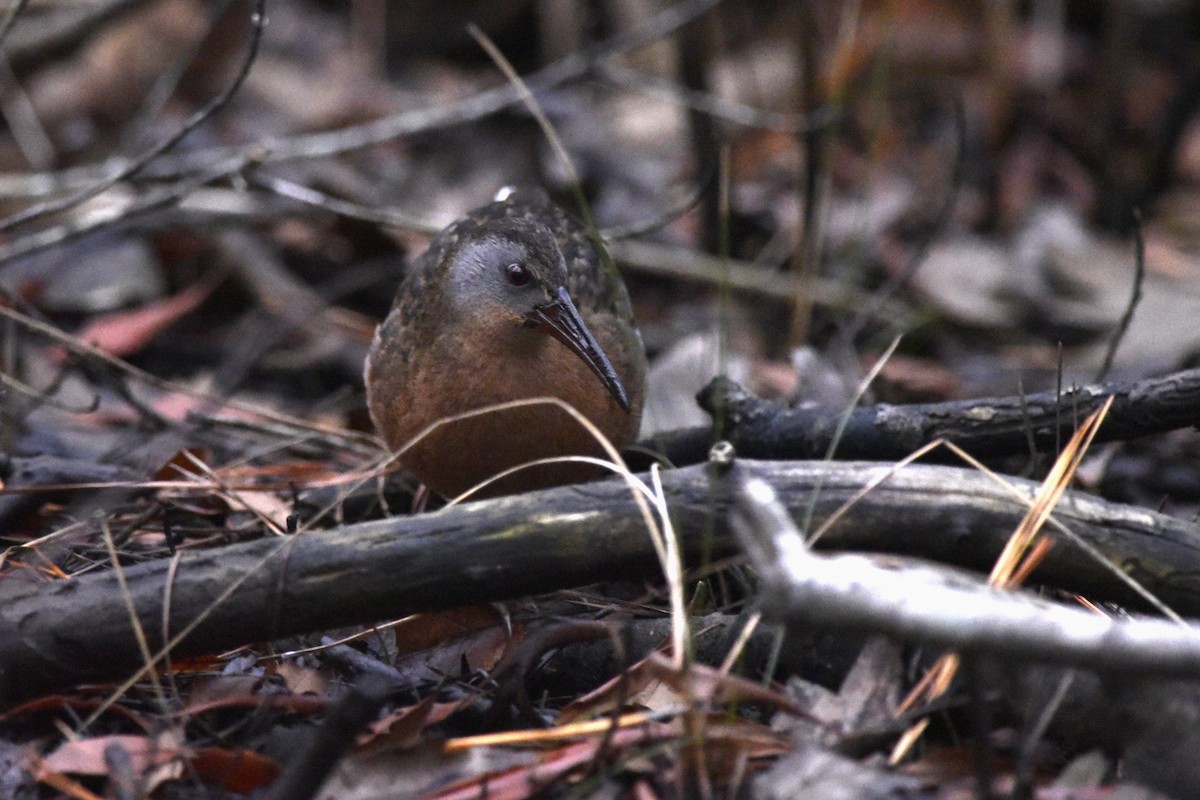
504 262 530 286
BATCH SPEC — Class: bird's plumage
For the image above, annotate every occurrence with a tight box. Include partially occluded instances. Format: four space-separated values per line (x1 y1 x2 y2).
365 189 646 497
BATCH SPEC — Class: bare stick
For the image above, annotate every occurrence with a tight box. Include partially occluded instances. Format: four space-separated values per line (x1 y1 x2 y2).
687 369 1200 464
6 458 1200 703
1096 208 1146 381
246 171 439 233
0 153 256 267
596 61 833 134
0 0 266 234
842 96 967 346
730 467 1200 677
0 0 725 199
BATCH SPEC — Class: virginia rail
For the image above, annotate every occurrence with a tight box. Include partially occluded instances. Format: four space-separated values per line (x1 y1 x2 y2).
365 188 646 497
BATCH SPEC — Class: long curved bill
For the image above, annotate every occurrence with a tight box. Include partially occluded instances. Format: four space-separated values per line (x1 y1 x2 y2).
525 286 631 412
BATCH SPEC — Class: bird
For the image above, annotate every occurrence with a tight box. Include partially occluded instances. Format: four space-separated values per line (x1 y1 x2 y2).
365 187 646 498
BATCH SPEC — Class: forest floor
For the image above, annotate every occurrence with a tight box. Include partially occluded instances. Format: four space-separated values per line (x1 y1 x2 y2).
2 2 1200 799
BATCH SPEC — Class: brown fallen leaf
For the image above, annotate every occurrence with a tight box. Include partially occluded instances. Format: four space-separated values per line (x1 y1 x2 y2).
190 746 280 793
39 733 183 794
68 280 217 360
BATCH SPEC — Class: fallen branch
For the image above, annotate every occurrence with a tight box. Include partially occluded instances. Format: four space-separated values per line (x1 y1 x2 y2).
729 466 1200 677
3 459 1200 704
647 368 1200 466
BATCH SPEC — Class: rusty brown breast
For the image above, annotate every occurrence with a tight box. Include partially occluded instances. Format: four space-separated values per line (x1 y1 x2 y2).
364 188 646 497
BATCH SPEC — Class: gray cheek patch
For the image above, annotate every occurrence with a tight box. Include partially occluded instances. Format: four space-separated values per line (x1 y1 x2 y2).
446 236 554 316
448 237 514 297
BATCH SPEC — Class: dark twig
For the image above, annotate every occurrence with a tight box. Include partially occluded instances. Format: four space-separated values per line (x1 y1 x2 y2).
0 293 381 456
0 363 99 415
843 97 967 346
1014 381 1040 476
1096 208 1146 382
0 0 725 199
0 152 257 267
0 0 266 234
670 368 1200 466
786 4 847 349
1141 62 1200 216
1011 670 1075 799
966 656 997 800
246 171 439 233
253 165 707 243
262 674 395 800
254 0 723 166
608 237 888 309
598 174 709 240
0 49 53 169
1055 343 1063 455
103 740 139 800
123 0 243 150
77 359 175 432
677 9 719 254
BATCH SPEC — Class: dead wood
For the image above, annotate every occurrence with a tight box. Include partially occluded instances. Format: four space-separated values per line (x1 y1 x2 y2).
647 367 1200 467
729 466 1200 677
2 458 1200 705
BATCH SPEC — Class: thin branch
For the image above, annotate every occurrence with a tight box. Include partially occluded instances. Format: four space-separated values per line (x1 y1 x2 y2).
0 52 54 169
0 281 381 453
842 96 966 346
246 171 439 233
252 167 706 243
687 369 1200 464
1096 207 1146 382
608 238 892 311
4 0 150 70
0 152 257 267
0 0 725 199
729 468 1200 677
0 0 267 234
0 367 99 414
7 457 1200 703
600 171 709 240
123 0 243 150
595 62 834 134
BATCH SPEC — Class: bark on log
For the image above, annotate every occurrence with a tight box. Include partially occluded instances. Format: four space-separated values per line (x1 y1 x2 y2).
2 459 1199 705
644 368 1200 467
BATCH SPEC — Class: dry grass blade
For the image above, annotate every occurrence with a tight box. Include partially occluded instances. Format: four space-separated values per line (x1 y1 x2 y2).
99 519 169 721
988 395 1116 586
800 334 902 538
467 23 582 194
31 753 106 800
443 709 672 751
442 402 687 669
0 302 378 451
294 395 687 673
937 437 1180 621
889 396 1116 764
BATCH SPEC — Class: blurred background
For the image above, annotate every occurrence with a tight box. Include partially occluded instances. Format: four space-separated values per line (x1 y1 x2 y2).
0 0 1198 496
4 5 1200 796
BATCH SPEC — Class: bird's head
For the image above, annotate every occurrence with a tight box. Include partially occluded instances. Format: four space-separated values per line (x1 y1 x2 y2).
441 217 630 412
